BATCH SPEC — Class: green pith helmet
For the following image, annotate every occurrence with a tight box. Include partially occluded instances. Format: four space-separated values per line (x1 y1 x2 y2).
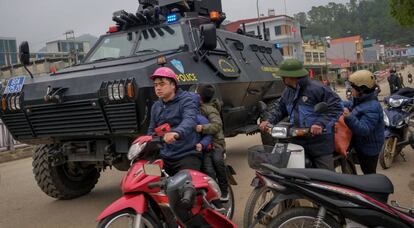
276 59 309 78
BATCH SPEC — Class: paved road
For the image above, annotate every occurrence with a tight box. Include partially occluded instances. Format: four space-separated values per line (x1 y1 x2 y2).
1 66 414 227
0 133 413 228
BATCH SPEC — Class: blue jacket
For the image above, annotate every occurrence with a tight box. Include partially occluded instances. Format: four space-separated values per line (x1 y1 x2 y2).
148 89 199 159
268 77 343 157
343 92 384 156
189 92 213 150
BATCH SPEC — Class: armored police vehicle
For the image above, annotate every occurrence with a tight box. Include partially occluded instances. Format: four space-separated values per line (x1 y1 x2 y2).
1 0 284 199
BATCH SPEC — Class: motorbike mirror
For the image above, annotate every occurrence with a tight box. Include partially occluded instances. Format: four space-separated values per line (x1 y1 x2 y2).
143 164 162 176
314 102 329 114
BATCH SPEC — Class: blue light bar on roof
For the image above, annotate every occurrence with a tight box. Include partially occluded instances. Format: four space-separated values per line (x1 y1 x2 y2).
167 14 178 23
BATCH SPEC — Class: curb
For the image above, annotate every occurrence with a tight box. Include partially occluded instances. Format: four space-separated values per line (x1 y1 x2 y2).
0 146 33 164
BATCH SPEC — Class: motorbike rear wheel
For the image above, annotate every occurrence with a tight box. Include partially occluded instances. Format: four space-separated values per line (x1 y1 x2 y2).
380 137 398 169
268 207 341 228
97 209 158 228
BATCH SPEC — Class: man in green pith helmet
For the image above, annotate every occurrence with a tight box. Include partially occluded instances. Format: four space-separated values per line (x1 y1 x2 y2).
259 59 343 170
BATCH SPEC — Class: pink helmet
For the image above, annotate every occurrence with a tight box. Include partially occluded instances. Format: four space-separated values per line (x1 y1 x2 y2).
150 67 178 83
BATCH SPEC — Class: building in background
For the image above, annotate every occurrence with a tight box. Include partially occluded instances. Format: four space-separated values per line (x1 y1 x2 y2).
302 35 330 80
0 37 18 67
326 35 364 77
225 11 304 61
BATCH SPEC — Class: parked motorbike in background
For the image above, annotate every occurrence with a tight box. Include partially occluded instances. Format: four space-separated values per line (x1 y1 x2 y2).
250 163 414 227
96 124 236 228
244 102 356 228
380 94 414 169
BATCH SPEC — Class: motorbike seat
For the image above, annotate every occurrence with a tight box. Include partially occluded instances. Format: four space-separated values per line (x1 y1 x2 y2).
276 168 394 195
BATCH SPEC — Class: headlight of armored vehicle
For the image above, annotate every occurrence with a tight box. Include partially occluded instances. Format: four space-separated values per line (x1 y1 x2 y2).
106 80 135 101
271 126 288 138
388 98 404 108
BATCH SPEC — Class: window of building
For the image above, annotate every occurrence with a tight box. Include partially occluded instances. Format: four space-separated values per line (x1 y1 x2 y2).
319 52 325 61
313 52 319 62
246 31 255 35
274 26 281 36
305 52 312 62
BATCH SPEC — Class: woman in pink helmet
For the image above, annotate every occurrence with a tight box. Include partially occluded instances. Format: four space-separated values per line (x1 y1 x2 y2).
148 67 202 175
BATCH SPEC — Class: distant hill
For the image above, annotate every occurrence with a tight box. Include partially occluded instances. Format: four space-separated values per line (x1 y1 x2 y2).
76 34 98 47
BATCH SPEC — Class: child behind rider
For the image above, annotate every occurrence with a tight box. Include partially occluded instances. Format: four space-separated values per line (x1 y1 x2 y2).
196 84 229 201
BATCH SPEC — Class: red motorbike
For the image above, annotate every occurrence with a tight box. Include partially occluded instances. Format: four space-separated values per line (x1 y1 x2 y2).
96 124 236 228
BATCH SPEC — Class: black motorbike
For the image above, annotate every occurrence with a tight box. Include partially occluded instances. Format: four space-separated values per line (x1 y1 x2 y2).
380 89 414 169
249 163 414 228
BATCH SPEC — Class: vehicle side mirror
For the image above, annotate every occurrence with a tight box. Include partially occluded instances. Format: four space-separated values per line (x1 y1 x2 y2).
19 41 30 66
314 102 329 114
200 23 217 50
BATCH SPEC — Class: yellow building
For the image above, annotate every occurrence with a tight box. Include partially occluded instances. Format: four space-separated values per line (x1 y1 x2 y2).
302 37 330 80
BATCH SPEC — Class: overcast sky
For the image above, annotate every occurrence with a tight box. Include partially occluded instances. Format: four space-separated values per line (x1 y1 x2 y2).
0 0 349 51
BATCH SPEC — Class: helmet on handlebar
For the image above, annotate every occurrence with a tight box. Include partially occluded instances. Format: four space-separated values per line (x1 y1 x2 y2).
348 70 376 94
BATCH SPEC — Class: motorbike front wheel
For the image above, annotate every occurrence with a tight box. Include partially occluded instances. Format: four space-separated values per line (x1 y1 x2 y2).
268 207 341 228
243 186 290 228
97 209 158 228
379 137 398 169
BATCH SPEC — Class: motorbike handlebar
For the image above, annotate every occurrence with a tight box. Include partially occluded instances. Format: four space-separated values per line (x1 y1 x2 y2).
180 186 196 209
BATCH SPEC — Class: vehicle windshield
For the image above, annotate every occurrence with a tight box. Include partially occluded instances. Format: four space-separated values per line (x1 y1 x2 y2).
135 24 184 56
86 32 137 63
85 24 184 63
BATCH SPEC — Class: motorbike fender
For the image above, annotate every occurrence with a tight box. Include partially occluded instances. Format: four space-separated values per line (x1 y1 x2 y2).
200 208 237 228
226 165 238 185
253 193 299 224
250 177 263 187
384 129 399 138
96 194 147 221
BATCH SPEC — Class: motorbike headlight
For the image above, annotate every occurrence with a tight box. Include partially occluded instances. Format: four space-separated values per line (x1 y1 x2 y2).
271 126 288 138
389 98 404 108
205 176 221 199
405 116 410 124
383 111 390 126
127 142 147 160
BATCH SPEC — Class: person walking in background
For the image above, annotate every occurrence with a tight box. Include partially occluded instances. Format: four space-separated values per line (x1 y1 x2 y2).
398 73 405 88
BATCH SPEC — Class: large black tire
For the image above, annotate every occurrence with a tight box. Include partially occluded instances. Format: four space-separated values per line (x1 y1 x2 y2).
268 207 341 228
260 99 280 146
97 209 158 228
32 144 100 199
243 186 290 228
222 186 235 220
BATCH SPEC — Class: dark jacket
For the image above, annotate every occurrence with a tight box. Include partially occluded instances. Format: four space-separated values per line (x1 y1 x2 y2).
343 92 384 156
388 73 402 94
148 89 199 159
200 98 226 150
189 92 213 150
268 77 343 157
